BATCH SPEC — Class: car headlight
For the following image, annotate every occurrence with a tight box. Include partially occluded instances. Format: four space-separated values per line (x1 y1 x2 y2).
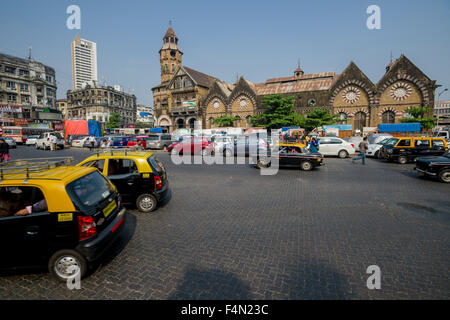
387 149 393 154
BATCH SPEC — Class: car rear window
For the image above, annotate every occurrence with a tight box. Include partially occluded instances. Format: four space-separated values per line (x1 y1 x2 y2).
147 136 160 140
148 156 164 173
66 171 115 212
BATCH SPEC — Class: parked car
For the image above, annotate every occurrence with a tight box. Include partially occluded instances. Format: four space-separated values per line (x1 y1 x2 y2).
127 136 149 149
25 135 40 146
83 137 103 148
368 133 393 145
316 137 355 158
210 135 236 155
3 137 17 149
110 136 132 148
36 132 64 150
222 135 269 157
344 136 364 152
253 143 323 170
71 136 89 148
77 151 169 212
146 134 173 150
367 138 396 158
415 152 450 183
379 137 449 164
0 158 127 281
168 136 213 156
66 134 87 145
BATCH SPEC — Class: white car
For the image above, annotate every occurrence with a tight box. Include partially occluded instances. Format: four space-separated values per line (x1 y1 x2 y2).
36 132 64 150
25 135 40 145
316 137 355 158
71 136 89 148
367 137 396 158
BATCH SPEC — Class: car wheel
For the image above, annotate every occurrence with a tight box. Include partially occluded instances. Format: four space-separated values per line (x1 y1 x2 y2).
171 148 179 155
374 151 380 159
301 161 313 171
398 156 408 164
48 249 87 282
224 149 233 157
36 144 39 150
438 169 450 183
338 150 348 159
257 157 271 169
136 194 157 213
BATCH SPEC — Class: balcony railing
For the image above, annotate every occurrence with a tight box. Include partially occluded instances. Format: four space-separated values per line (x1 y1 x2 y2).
170 106 199 115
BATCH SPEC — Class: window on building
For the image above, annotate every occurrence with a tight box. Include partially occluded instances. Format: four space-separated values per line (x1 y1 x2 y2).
4 66 15 74
20 83 29 92
6 81 16 89
354 112 367 132
7 94 17 102
19 69 30 76
382 111 395 124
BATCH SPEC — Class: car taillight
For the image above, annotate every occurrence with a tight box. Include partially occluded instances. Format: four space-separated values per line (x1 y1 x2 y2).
154 175 163 189
118 194 123 207
156 140 160 143
351 144 355 148
78 216 97 241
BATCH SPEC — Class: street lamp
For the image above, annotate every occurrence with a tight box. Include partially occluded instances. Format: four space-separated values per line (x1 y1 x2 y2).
437 88 448 127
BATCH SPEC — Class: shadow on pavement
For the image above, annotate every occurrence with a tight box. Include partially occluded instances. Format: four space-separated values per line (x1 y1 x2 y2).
168 265 252 300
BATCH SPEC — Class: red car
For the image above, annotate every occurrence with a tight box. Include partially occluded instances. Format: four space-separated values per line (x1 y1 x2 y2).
168 137 213 155
127 136 148 149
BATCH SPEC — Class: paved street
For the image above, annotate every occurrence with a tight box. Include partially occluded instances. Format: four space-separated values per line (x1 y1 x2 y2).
0 145 449 300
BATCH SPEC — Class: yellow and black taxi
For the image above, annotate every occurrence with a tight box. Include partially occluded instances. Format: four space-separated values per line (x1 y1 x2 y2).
415 152 450 183
0 158 127 281
379 137 448 164
77 150 169 213
253 143 324 170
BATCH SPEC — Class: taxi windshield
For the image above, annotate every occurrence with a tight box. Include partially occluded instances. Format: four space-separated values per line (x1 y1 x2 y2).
66 171 115 212
384 138 399 146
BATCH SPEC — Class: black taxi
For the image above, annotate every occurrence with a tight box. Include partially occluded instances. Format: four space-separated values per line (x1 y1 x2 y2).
254 143 324 170
0 158 127 281
77 150 169 213
379 137 448 164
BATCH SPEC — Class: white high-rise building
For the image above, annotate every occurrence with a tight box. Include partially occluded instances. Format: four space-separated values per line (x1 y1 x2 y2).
71 35 98 89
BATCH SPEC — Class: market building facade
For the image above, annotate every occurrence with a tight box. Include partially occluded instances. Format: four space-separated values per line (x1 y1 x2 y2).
151 27 437 133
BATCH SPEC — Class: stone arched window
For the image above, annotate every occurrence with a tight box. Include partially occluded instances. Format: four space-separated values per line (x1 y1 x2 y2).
354 112 367 132
382 110 396 124
234 116 241 127
245 115 252 127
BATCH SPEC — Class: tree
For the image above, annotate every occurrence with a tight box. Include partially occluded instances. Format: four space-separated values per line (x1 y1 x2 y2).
135 121 154 129
400 106 436 130
250 94 302 129
106 113 121 129
303 108 339 132
212 115 240 127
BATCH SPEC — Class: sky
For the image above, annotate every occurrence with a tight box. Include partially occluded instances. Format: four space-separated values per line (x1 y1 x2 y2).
1 0 450 106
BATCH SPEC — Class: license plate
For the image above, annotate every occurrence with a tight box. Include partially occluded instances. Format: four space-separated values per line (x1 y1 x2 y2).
103 200 117 218
418 171 425 176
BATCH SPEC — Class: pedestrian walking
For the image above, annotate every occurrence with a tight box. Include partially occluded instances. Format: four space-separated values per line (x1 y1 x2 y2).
308 137 319 153
0 139 10 162
50 133 58 151
352 136 369 165
88 135 96 151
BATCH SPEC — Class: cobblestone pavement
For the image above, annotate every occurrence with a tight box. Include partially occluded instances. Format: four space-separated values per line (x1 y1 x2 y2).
0 146 449 299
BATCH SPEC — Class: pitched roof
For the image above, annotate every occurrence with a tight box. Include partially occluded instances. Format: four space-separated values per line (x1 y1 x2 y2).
183 66 218 88
254 74 337 95
264 72 336 85
164 27 177 39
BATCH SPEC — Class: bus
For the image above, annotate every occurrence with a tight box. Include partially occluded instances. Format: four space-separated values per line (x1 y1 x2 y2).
2 126 53 144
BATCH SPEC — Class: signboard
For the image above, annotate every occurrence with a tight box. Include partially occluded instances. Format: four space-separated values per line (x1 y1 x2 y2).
54 123 64 131
323 124 353 131
14 119 29 126
182 100 196 107
29 123 51 129
0 105 23 113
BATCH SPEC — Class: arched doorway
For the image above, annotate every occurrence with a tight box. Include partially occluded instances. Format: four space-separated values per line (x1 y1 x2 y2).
382 111 395 124
176 118 185 129
354 112 367 132
188 118 197 130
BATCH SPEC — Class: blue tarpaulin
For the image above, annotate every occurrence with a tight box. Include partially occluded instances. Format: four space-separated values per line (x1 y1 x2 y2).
281 127 300 132
378 123 421 132
323 125 353 131
150 127 163 133
88 120 102 137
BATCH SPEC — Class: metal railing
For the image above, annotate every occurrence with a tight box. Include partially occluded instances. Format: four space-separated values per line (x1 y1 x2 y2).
0 157 74 180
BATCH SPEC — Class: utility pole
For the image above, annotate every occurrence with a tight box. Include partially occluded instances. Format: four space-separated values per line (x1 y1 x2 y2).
436 88 448 127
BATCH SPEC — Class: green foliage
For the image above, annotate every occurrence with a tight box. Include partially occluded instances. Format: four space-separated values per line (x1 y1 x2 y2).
135 121 154 129
400 106 436 130
212 115 240 127
303 108 339 132
106 113 121 129
250 94 301 129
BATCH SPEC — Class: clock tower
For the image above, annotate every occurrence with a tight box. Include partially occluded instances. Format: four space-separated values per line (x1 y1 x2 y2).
159 26 183 83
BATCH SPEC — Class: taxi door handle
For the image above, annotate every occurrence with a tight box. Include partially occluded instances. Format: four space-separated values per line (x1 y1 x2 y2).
25 226 39 236
127 181 134 186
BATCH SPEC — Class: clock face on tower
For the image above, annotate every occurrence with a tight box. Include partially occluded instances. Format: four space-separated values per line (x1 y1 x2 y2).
170 50 176 57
